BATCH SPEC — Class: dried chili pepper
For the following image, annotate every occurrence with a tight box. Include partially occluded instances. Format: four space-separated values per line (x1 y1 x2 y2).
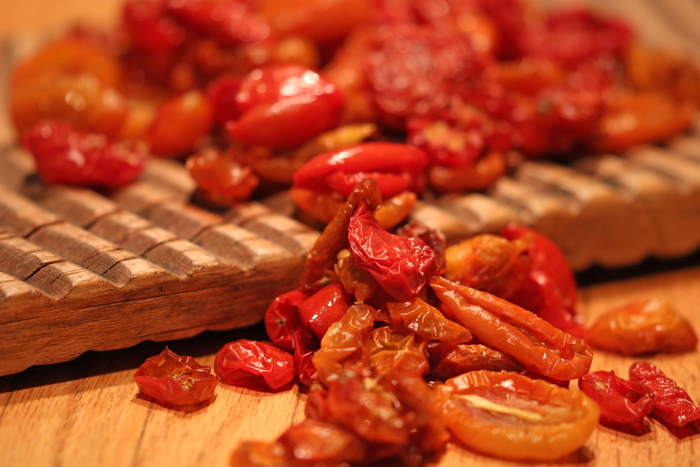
430 276 592 380
629 361 700 427
134 347 217 406
349 203 440 302
215 339 296 390
578 370 655 425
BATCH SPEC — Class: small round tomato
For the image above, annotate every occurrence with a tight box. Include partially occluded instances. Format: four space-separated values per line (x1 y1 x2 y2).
147 90 213 157
299 282 353 339
264 289 307 352
215 340 297 390
442 370 599 461
134 347 217 406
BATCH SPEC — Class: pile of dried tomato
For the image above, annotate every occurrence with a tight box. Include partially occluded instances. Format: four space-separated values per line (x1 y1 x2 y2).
134 179 698 464
11 0 700 217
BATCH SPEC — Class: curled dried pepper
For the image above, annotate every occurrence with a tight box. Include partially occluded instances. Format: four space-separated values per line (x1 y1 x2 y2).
430 276 592 380
578 370 655 425
441 370 599 461
587 299 698 356
215 339 296 390
629 361 700 427
134 347 217 406
349 203 441 302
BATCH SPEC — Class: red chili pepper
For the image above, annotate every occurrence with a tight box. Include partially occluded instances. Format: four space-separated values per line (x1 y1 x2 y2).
299 282 353 339
22 120 146 188
226 65 344 149
165 0 270 46
349 203 440 302
292 325 320 387
294 142 428 199
500 223 586 338
134 347 217 406
215 339 297 390
264 289 307 352
123 0 185 54
629 361 700 427
578 370 655 424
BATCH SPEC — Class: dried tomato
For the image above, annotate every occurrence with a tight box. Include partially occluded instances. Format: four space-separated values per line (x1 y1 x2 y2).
123 0 185 54
205 74 242 125
441 370 599 461
578 370 655 425
275 420 368 464
500 224 586 338
299 282 353 339
134 347 217 406
349 203 440 302
334 249 383 304
186 148 259 205
369 325 429 376
292 325 320 387
312 303 375 385
292 142 428 199
215 339 296 390
22 120 146 188
629 361 700 427
587 299 698 356
396 221 447 272
263 289 307 352
428 343 523 380
384 296 472 344
431 276 593 380
147 90 213 157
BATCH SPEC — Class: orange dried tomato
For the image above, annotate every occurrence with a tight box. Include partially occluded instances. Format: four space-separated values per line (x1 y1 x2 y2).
441 370 599 461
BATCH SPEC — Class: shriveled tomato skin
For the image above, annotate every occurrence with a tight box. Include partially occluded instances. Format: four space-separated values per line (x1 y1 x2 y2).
442 370 599 461
263 289 307 352
134 347 217 406
578 370 655 425
215 339 297 390
299 282 353 339
629 361 700 427
22 119 146 188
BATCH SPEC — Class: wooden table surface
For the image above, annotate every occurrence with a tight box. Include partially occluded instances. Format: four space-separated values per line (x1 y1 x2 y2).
0 264 698 467
1 1 700 466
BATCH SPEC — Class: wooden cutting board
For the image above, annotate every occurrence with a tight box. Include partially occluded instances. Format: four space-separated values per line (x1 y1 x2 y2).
3 0 700 378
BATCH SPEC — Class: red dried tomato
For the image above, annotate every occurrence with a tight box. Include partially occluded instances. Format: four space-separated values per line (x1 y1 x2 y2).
349 203 440 302
578 370 655 425
205 74 242 125
22 120 146 188
147 90 213 157
292 325 320 387
134 347 217 406
263 289 307 352
500 224 586 338
299 282 353 339
428 343 523 380
186 148 259 205
215 339 297 390
384 296 472 344
123 0 185 54
431 276 593 380
369 325 429 377
629 361 700 427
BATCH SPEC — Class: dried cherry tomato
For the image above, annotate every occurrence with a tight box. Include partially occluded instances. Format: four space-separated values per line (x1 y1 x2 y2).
292 325 320 387
369 325 429 377
629 361 700 427
134 347 217 406
263 289 307 352
441 370 599 461
396 221 447 272
500 224 586 338
431 276 593 380
22 120 146 188
578 370 655 425
428 343 523 380
123 0 185 54
147 90 213 157
349 203 440 302
587 299 697 356
205 74 242 125
215 339 296 390
186 148 259 205
299 282 353 339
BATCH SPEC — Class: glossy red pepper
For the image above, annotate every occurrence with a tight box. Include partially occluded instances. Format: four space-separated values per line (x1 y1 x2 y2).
299 282 353 339
578 370 655 424
226 65 344 149
215 339 297 390
500 223 586 338
293 142 428 198
134 347 217 406
629 361 700 427
349 203 441 302
22 119 146 188
263 289 307 352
